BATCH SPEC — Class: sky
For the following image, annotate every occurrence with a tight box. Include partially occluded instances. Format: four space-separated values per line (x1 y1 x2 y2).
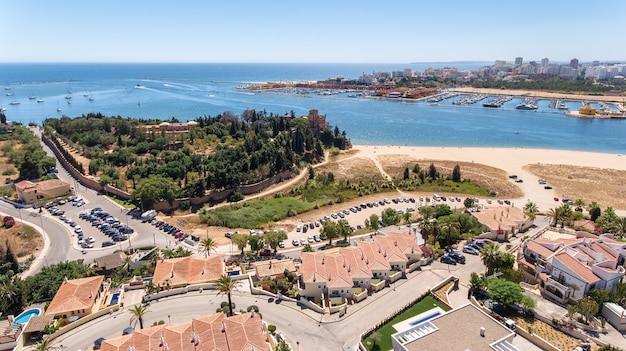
3 0 625 64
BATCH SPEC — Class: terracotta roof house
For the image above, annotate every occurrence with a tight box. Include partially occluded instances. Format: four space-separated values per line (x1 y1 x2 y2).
385 231 423 264
14 179 71 204
521 233 626 303
471 205 533 241
94 252 128 271
251 259 296 279
372 235 409 272
44 276 107 323
152 256 224 289
298 252 353 304
101 312 269 351
391 303 518 351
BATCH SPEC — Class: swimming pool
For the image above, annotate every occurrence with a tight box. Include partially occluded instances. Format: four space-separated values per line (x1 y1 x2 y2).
13 308 41 328
392 307 446 333
110 293 120 304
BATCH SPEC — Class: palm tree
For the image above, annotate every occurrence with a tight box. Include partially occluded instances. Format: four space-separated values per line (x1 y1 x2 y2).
437 217 459 249
560 204 573 227
611 216 626 239
574 199 586 212
35 339 55 351
200 237 217 257
129 304 149 329
546 207 562 227
480 243 500 276
523 201 538 219
215 275 238 317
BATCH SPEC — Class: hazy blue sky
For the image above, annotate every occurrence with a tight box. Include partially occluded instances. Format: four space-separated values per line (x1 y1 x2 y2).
3 0 624 63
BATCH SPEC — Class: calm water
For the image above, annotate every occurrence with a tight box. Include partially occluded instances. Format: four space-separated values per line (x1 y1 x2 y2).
1 63 625 153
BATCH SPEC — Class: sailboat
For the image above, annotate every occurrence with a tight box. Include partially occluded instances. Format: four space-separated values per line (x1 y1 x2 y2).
37 98 44 103
137 98 141 107
83 92 89 97
57 102 62 112
28 91 36 100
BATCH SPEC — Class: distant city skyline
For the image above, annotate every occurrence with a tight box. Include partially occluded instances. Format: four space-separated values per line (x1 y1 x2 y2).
2 0 625 64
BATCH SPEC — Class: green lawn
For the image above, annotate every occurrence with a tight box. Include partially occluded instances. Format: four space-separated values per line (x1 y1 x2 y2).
362 295 450 351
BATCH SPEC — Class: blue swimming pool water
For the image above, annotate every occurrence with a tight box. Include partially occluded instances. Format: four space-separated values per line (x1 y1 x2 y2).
409 311 441 326
110 293 120 304
14 308 41 325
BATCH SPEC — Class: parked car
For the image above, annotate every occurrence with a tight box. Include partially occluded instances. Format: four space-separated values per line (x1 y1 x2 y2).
292 239 299 246
440 255 457 265
463 245 480 255
259 249 272 256
300 238 307 245
102 241 115 247
448 252 466 264
278 241 285 249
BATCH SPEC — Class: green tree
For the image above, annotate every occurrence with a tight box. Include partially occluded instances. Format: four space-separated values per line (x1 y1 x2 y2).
132 175 179 209
308 165 315 180
368 214 379 230
231 233 249 255
452 164 461 182
403 167 410 180
337 219 352 242
199 237 217 257
480 243 501 276
302 243 314 252
469 272 488 295
402 212 412 224
575 296 599 324
488 278 524 306
464 197 475 209
370 331 382 348
216 275 238 317
320 220 338 245
264 230 288 253
381 207 400 226
248 235 264 252
129 304 149 329
588 201 601 221
428 163 438 180
524 201 538 219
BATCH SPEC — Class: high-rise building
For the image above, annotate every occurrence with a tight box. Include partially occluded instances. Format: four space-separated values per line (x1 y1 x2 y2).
515 57 523 65
541 58 550 67
570 58 579 69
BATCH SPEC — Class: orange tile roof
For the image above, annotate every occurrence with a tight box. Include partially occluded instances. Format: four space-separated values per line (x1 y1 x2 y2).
252 259 296 278
299 252 353 289
356 241 391 271
340 247 372 280
590 243 617 262
152 256 224 288
525 240 558 258
554 253 600 284
386 232 422 256
45 276 104 316
101 312 268 351
372 236 408 264
471 206 527 231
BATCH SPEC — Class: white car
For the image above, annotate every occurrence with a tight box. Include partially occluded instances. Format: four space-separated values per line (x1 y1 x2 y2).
307 236 314 243
292 239 299 246
86 236 95 243
300 238 307 245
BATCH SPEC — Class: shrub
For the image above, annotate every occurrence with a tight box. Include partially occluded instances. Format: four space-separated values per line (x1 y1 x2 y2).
179 200 190 211
3 216 15 228
247 305 259 312
267 324 276 333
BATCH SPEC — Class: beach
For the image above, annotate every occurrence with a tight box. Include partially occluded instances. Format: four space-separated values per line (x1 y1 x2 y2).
350 145 626 215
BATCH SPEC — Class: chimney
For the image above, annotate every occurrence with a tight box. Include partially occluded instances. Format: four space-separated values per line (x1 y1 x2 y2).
269 261 272 269
480 327 485 337
221 321 226 333
201 268 205 275
251 310 255 318
89 290 93 298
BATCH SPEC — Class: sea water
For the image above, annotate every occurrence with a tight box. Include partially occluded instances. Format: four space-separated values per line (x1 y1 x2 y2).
1 63 625 153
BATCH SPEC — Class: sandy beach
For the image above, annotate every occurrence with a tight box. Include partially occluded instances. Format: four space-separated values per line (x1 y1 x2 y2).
350 145 626 215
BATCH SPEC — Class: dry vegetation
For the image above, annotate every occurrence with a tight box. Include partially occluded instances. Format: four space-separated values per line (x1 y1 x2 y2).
525 164 626 209
316 156 387 184
0 222 44 262
377 155 524 198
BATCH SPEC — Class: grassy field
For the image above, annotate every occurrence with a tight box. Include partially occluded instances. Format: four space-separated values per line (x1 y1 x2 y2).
362 295 450 351
200 197 316 229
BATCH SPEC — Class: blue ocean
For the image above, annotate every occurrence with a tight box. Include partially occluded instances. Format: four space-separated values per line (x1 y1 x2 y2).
1 63 625 153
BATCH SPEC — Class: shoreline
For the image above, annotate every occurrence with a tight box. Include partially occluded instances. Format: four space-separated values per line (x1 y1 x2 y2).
349 145 626 214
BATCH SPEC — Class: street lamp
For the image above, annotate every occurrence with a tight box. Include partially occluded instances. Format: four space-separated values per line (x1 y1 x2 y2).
296 341 299 351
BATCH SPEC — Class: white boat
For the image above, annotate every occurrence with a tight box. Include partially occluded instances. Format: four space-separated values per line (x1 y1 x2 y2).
67 100 71 104
9 100 20 105
89 97 94 101
37 98 44 103
6 92 13 97
57 107 62 112
83 92 89 97
65 95 72 99
0 106 6 112
3 86 10 90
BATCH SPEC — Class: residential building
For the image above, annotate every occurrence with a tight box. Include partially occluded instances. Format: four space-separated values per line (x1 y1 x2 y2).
570 58 579 69
519 232 626 303
298 252 353 304
251 259 296 279
298 232 423 303
152 256 224 289
15 179 71 204
93 252 128 272
303 109 327 133
471 205 533 240
515 57 523 65
44 276 108 324
143 121 198 135
391 303 518 351
100 312 269 351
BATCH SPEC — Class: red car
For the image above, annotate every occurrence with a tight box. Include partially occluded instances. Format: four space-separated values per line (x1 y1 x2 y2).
259 249 272 256
554 197 559 202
